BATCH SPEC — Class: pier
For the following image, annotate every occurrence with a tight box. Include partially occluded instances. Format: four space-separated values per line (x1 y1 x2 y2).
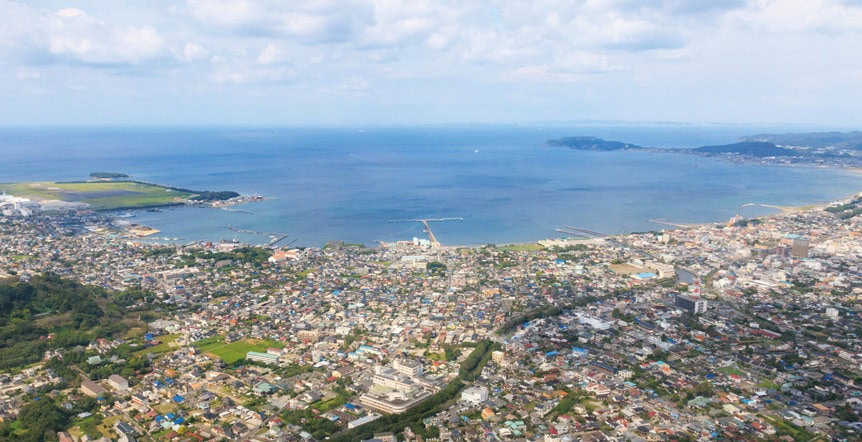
220 207 255 214
387 217 463 248
226 225 291 249
554 228 590 238
227 225 281 236
648 218 695 228
267 234 289 249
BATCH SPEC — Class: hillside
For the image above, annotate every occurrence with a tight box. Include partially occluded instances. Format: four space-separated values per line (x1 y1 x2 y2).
546 136 644 151
692 141 798 157
0 274 147 370
741 131 862 150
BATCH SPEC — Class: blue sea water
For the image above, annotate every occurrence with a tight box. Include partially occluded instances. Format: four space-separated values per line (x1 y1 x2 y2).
1 125 860 247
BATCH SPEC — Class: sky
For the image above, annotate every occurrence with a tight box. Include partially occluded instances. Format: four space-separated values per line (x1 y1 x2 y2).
1 0 862 126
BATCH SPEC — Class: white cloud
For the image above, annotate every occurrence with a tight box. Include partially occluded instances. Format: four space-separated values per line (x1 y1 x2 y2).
15 67 43 80
426 32 451 50
212 63 295 83
340 77 370 91
185 0 374 44
182 42 209 62
42 8 166 65
1 0 862 125
513 64 579 83
726 0 862 33
256 43 288 65
56 8 86 18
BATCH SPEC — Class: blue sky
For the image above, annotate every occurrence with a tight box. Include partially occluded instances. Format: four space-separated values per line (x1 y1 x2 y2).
2 0 861 126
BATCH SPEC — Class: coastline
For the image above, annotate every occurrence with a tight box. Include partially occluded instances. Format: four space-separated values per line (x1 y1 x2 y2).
486 187 862 251
5 142 861 249
124 185 862 250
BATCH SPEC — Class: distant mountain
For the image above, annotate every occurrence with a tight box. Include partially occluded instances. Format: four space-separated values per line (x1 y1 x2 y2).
741 131 862 150
546 136 644 151
692 141 798 157
548 131 862 161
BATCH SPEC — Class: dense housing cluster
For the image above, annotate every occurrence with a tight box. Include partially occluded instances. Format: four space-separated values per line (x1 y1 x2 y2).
0 191 861 441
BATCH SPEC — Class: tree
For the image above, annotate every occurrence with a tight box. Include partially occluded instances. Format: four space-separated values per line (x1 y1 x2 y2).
8 398 71 442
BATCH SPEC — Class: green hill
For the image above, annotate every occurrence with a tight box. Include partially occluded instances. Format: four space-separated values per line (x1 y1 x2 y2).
547 136 644 151
741 131 862 150
693 141 798 157
0 275 144 370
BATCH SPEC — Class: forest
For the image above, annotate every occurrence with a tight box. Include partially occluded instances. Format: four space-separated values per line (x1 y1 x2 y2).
0 274 145 370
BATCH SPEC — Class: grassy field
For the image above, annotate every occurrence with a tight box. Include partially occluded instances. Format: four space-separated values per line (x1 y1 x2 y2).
497 243 545 252
194 337 284 364
135 333 182 356
0 181 193 210
717 365 746 376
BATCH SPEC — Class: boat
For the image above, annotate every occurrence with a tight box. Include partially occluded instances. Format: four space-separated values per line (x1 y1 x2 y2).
115 212 135 218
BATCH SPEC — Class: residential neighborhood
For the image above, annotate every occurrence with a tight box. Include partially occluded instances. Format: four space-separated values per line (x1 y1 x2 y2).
1 192 862 441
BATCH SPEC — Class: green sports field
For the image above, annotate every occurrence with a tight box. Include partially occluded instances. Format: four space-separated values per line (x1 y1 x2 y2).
193 337 285 364
0 181 193 210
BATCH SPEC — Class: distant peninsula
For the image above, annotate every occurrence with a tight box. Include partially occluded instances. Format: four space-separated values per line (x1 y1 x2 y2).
547 131 862 165
692 141 797 156
546 136 644 151
741 131 862 151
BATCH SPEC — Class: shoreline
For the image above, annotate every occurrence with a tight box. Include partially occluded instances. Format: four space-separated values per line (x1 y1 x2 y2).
128 187 862 250
6 157 861 250
482 188 862 250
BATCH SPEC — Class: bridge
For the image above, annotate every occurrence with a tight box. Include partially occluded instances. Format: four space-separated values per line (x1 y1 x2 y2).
388 217 463 247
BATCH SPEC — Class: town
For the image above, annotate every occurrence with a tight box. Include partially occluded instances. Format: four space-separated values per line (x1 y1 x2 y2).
1 192 862 442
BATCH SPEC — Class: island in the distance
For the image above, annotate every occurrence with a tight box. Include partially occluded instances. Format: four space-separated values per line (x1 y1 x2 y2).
0 176 243 212
89 172 130 179
546 136 644 151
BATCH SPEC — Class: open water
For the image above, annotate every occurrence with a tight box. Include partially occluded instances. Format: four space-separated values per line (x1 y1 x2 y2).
1 125 860 246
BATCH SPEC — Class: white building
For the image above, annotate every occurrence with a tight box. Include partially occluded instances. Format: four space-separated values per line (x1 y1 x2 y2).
246 351 280 365
0 195 40 217
392 358 423 377
616 370 634 381
461 387 488 405
107 374 129 391
360 363 439 414
576 313 613 331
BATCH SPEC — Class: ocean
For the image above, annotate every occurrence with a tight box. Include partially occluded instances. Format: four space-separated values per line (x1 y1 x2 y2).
1 125 860 247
